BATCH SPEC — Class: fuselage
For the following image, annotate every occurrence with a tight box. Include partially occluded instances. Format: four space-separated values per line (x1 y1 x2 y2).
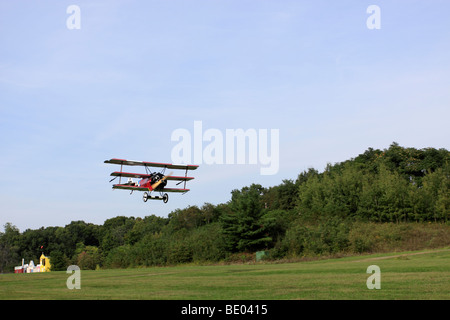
138 178 154 190
138 172 167 191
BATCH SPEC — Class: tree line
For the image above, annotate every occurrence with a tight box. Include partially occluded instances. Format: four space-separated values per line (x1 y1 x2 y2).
0 143 448 272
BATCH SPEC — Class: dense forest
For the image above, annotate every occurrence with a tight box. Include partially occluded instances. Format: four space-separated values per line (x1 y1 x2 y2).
1 143 449 272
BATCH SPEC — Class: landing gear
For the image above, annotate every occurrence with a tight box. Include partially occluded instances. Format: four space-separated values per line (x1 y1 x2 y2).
142 192 169 203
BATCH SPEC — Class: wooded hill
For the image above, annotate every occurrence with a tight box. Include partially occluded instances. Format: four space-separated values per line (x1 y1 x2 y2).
1 143 449 272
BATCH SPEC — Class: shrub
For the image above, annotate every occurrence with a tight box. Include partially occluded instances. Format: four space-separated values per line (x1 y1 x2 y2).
104 245 132 268
188 223 227 262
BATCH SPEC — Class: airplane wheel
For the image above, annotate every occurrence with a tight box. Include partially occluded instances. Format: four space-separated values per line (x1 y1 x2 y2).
143 192 148 202
163 193 169 203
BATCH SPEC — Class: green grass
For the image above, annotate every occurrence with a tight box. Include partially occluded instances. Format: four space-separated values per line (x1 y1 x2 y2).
1 248 449 300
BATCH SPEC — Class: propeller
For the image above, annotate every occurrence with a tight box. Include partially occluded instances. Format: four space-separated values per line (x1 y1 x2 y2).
150 171 173 191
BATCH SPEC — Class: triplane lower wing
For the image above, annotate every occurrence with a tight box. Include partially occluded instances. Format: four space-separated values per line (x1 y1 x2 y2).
104 158 198 203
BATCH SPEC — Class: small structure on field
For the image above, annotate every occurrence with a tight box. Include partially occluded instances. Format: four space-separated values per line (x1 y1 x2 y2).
14 253 51 273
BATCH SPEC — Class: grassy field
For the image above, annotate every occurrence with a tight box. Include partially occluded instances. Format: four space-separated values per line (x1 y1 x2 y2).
1 248 449 300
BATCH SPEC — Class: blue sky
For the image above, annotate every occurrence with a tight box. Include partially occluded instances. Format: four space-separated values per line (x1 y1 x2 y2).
1 1 449 231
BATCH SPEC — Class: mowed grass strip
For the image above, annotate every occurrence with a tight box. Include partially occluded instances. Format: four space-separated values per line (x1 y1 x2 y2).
1 249 449 300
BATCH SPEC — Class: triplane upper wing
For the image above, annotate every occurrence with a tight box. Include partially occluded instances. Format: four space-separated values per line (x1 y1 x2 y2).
104 158 198 203
104 158 199 171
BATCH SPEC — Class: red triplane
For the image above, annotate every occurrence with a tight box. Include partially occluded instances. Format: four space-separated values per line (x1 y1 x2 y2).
105 158 198 203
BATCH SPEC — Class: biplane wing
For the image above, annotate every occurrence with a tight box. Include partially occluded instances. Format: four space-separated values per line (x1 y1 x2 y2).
110 171 194 181
110 171 151 179
164 175 194 181
104 158 199 171
162 188 191 193
112 184 190 193
112 184 148 192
